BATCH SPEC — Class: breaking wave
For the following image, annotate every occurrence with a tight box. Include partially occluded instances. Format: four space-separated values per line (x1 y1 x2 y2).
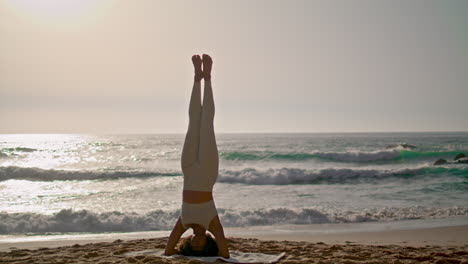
1 206 466 234
1 166 466 184
1 147 37 153
218 167 468 185
0 166 180 182
220 150 465 163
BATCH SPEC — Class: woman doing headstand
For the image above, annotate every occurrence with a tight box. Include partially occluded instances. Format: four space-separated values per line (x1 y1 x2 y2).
164 54 229 258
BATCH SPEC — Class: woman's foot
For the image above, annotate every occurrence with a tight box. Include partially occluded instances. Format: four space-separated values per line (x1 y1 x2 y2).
202 54 212 81
192 55 203 82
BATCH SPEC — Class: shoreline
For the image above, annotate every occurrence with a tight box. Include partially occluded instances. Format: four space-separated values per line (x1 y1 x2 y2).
1 219 467 252
2 220 468 264
1 228 467 264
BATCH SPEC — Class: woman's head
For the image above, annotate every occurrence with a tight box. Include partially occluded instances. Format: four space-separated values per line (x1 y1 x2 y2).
190 233 207 251
177 233 219 256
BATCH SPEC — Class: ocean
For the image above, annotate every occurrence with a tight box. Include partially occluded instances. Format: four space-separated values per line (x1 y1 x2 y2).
0 132 467 235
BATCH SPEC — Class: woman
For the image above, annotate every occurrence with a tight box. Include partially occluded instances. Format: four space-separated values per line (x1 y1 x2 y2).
164 54 229 258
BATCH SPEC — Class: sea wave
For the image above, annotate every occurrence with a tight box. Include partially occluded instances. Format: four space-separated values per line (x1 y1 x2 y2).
0 166 180 182
385 143 417 150
218 167 467 185
1 166 466 184
316 150 401 162
221 150 465 163
1 147 37 153
1 206 466 234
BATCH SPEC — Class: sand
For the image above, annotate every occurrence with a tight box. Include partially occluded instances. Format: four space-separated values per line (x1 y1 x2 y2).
1 225 468 264
234 226 468 247
1 236 467 264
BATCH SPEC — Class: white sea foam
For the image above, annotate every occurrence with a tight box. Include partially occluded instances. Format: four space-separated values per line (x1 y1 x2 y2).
0 165 443 184
221 149 403 162
1 206 466 234
1 165 464 184
217 167 434 185
315 150 401 162
221 148 459 163
0 166 179 182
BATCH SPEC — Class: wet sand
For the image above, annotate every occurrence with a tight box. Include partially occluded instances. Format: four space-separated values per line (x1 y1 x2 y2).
1 225 468 263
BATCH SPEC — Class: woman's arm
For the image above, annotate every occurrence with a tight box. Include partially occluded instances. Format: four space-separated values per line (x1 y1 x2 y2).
164 217 187 255
208 216 230 258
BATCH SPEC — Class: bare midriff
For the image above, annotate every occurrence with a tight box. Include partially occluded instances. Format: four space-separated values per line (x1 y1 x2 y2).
183 190 213 204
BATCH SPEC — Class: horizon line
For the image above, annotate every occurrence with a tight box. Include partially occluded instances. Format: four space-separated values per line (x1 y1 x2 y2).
1 130 468 135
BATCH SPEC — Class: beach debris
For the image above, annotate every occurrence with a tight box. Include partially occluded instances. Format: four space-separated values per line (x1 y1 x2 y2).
454 153 466 161
433 159 448 165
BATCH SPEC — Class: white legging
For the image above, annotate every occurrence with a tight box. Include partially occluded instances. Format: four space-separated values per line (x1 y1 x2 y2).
181 80 219 192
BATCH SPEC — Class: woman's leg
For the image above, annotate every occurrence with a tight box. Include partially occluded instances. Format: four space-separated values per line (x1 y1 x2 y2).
198 55 219 174
181 56 203 169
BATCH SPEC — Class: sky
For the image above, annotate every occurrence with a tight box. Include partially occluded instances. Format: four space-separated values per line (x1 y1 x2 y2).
1 0 467 134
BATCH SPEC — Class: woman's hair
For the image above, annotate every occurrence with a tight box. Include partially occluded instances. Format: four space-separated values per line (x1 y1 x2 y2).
177 234 219 256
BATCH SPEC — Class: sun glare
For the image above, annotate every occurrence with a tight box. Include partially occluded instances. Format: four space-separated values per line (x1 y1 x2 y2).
6 0 101 20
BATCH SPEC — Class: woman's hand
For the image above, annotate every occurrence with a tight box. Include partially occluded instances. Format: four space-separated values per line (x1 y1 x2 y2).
164 247 179 256
208 216 230 258
164 217 187 256
218 250 230 258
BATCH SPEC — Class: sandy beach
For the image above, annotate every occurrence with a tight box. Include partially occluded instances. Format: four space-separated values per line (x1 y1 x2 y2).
1 225 467 263
2 0 468 262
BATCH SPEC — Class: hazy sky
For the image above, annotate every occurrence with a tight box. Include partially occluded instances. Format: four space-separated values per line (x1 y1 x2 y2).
1 0 467 133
